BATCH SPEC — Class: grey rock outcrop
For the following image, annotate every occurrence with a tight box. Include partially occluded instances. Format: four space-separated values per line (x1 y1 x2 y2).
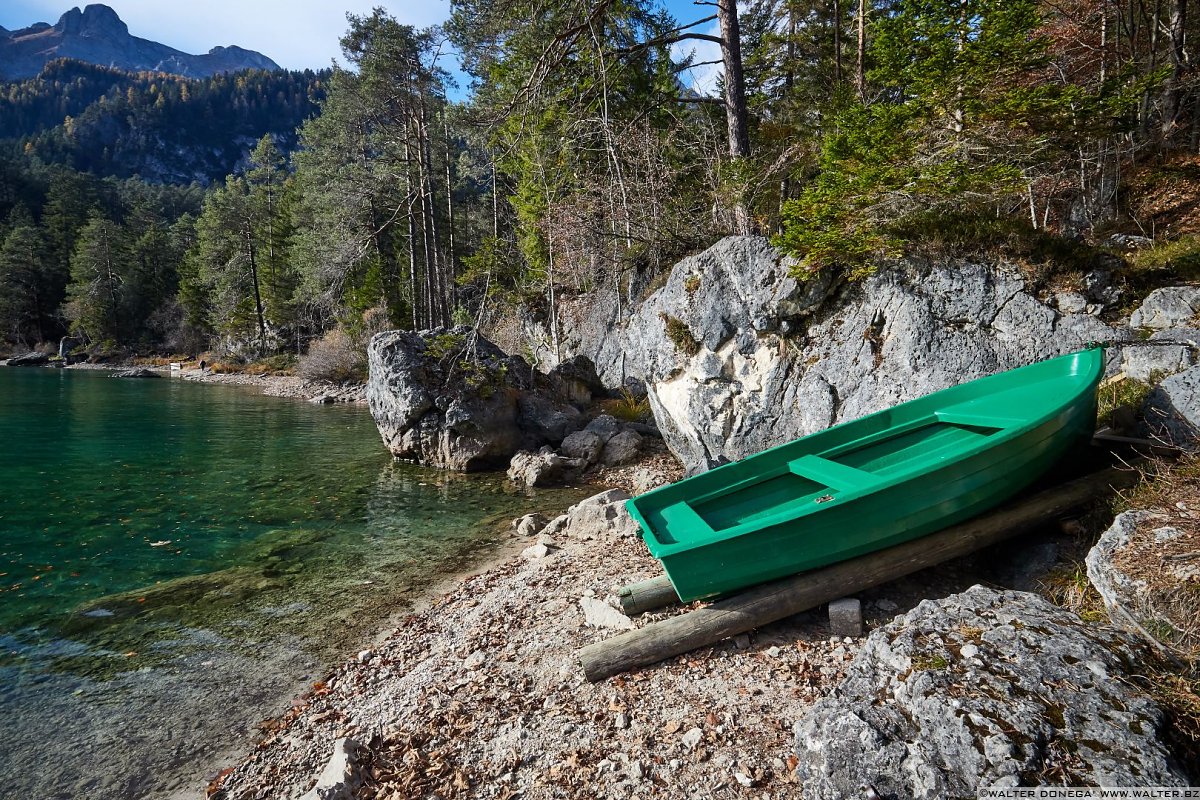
1130 286 1200 330
1121 328 1200 382
5 351 50 366
111 368 160 378
1145 364 1200 446
628 237 1119 474
367 327 581 471
1087 509 1197 652
793 586 1187 799
0 4 279 81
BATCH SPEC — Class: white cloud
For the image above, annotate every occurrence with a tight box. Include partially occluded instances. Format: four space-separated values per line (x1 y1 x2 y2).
670 19 722 97
0 1 452 70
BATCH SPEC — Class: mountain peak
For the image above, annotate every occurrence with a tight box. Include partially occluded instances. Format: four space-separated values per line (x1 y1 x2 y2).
55 5 128 38
1 5 279 80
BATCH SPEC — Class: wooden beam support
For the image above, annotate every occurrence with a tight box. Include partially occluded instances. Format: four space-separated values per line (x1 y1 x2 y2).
617 577 679 615
579 467 1138 682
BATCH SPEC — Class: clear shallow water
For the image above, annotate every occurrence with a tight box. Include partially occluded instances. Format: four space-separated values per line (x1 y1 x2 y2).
0 367 585 799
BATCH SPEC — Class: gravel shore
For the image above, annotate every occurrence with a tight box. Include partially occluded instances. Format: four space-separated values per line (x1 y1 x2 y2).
62 362 367 403
210 490 864 800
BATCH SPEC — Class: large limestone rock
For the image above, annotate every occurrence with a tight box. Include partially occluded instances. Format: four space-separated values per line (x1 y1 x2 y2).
1087 509 1199 652
1130 286 1200 330
1145 364 1200 446
1121 328 1200 382
367 327 580 471
628 237 1120 474
793 586 1187 799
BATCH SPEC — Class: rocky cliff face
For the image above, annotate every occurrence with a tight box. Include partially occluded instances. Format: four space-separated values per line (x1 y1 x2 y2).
534 237 1122 474
366 328 590 471
0 5 279 80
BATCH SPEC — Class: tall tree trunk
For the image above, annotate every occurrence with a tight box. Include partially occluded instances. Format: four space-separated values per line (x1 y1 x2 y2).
442 110 457 309
1161 0 1187 142
403 136 420 329
856 0 867 100
243 221 266 353
780 3 797 223
717 0 752 234
833 0 843 85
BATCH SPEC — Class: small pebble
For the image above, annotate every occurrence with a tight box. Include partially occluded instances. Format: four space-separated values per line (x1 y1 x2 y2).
615 712 630 729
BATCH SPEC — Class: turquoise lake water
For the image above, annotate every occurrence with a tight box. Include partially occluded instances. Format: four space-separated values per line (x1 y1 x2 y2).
0 367 584 799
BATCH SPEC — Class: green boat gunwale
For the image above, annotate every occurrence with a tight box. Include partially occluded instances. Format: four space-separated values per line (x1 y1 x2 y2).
627 348 1106 560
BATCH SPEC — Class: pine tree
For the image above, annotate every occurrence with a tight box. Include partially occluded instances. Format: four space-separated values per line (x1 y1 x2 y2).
66 213 128 343
0 212 51 345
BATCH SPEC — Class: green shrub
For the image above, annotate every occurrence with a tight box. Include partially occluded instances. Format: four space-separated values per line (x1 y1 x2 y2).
606 388 651 422
660 313 700 356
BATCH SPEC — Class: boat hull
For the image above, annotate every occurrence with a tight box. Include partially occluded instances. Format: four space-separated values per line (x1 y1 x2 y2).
627 350 1104 602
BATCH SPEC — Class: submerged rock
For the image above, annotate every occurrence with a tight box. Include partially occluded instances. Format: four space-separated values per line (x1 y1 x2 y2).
111 368 160 378
793 586 1187 798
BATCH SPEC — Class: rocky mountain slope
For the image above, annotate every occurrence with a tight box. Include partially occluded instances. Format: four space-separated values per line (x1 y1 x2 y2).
0 4 278 80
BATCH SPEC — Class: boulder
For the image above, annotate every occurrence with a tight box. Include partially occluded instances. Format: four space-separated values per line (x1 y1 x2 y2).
1144 364 1200 446
367 327 579 471
600 429 643 467
628 237 1120 474
793 586 1187 799
512 513 548 537
297 738 364 800
540 489 636 542
516 394 582 446
560 430 605 464
5 351 49 366
1086 509 1197 652
506 447 586 488
580 597 634 630
1130 285 1200 330
1083 267 1122 306
583 414 622 444
1052 291 1088 314
1121 328 1200 382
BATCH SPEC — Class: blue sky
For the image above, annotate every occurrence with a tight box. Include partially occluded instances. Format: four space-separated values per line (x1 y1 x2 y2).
0 1 722 93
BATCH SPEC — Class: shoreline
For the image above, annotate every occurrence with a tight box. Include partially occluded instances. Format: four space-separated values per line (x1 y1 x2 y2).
59 361 369 404
211 490 866 800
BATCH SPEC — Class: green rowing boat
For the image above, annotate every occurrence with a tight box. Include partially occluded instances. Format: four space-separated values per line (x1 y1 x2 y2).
626 348 1105 602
